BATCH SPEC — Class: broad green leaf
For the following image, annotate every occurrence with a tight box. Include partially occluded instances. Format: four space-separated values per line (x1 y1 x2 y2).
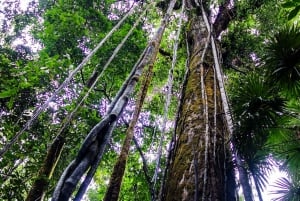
0 89 17 98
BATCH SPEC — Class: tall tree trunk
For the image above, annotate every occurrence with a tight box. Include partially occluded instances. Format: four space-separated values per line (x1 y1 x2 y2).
161 1 233 200
103 63 154 201
235 152 254 201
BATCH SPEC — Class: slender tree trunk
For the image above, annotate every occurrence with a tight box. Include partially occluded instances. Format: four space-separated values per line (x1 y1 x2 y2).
26 83 94 201
226 152 238 201
26 136 65 201
103 63 154 201
162 5 230 201
239 169 253 201
235 152 254 201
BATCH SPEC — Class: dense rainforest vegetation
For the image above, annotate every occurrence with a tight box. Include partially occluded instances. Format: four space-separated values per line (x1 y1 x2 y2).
0 0 299 200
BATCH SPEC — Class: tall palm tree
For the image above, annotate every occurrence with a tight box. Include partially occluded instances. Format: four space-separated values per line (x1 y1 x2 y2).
229 71 285 200
261 24 300 200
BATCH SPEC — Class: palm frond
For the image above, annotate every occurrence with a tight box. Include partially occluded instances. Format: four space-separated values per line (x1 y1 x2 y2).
265 24 300 96
267 98 300 179
229 72 285 153
270 177 300 201
248 150 274 190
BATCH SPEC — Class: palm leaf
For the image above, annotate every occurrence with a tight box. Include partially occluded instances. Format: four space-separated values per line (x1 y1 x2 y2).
271 177 300 201
248 150 274 190
265 24 300 96
267 98 300 179
229 72 285 154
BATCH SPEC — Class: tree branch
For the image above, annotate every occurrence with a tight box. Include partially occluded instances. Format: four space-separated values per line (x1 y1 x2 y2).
213 0 236 38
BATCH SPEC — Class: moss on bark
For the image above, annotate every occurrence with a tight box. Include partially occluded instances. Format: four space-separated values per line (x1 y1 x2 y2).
162 8 231 201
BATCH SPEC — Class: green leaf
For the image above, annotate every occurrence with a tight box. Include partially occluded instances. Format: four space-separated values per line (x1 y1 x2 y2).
282 1 296 8
0 89 17 98
288 5 300 20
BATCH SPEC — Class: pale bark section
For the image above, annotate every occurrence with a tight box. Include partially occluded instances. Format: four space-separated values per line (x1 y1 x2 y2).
162 12 229 201
103 64 154 201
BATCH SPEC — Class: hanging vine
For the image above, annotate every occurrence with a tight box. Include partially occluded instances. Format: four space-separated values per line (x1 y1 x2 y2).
25 6 151 201
0 3 139 159
103 57 155 201
51 0 177 200
152 0 185 190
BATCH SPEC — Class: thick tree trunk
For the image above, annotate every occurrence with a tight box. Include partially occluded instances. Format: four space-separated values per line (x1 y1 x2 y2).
161 2 234 201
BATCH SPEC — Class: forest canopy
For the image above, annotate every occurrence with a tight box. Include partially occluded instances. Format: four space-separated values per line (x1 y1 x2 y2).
0 0 300 201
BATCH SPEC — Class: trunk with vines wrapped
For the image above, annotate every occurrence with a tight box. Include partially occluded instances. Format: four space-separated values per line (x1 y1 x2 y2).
161 2 233 200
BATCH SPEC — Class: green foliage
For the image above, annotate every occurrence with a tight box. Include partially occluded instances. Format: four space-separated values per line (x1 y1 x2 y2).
38 6 87 59
264 24 300 96
2 0 300 200
222 20 262 71
87 147 118 201
229 71 285 193
267 98 300 179
229 72 284 136
0 0 148 200
282 0 300 20
235 0 272 20
225 3 300 195
247 150 273 190
119 152 152 201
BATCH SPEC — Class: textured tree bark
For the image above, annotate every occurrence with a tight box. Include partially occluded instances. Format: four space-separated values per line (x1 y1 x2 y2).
161 1 234 200
26 136 65 201
103 64 154 201
213 0 236 38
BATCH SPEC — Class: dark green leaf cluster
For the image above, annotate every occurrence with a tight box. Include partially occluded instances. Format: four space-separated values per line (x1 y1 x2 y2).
229 71 284 156
264 25 300 96
227 20 300 199
0 0 148 200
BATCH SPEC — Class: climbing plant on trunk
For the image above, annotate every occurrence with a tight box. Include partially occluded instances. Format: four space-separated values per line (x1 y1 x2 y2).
3 0 298 200
160 1 233 200
51 1 177 200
